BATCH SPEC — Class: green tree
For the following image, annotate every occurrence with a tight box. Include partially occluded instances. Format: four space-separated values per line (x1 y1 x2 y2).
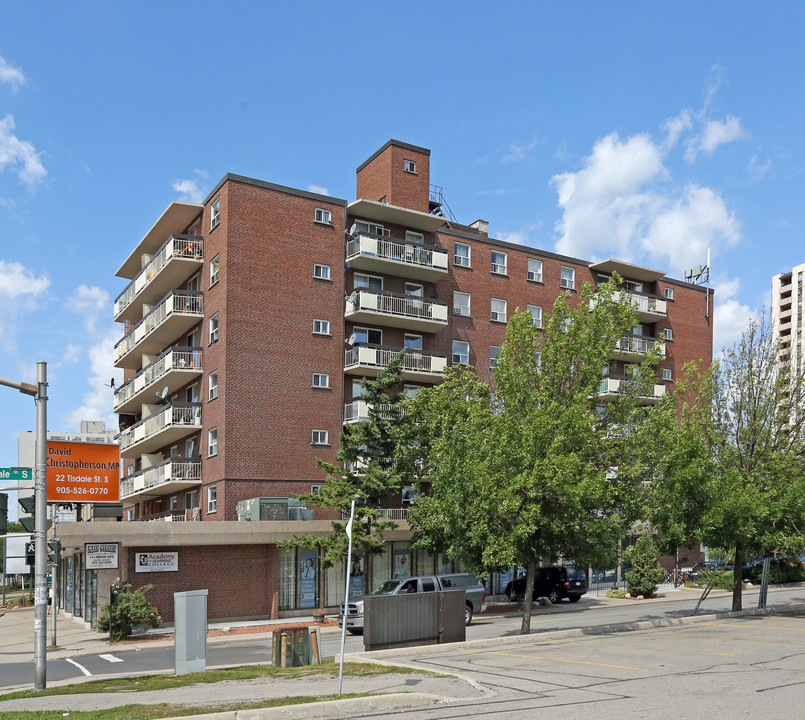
645 313 805 611
281 351 420 597
623 534 663 598
410 276 661 633
97 581 162 641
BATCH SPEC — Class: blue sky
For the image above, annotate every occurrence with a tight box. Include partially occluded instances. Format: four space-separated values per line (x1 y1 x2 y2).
1 3 804 511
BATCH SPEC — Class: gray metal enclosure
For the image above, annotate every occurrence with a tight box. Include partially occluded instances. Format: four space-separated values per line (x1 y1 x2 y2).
174 589 208 674
364 590 466 651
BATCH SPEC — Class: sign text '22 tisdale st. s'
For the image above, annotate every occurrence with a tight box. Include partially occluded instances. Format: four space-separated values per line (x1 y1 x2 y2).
45 441 120 503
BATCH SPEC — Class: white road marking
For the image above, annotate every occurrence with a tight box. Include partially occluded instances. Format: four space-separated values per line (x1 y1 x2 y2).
99 654 124 663
65 657 92 676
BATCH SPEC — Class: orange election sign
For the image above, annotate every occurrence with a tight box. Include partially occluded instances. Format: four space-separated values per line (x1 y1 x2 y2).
46 441 120 503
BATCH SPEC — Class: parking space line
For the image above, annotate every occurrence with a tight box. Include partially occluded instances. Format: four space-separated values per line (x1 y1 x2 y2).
609 642 744 657
458 648 648 671
706 622 805 632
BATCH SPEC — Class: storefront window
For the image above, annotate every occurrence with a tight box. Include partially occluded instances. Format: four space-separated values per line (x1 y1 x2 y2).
278 547 295 611
65 558 74 614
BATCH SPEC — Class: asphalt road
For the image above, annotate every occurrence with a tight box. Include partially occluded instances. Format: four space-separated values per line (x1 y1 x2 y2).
1 584 803 692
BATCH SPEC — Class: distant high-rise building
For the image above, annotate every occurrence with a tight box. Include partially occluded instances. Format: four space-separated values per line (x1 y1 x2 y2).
771 262 805 377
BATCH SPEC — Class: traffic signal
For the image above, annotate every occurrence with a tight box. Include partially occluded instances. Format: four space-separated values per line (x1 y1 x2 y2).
0 493 7 536
48 539 61 564
25 539 35 566
18 495 35 533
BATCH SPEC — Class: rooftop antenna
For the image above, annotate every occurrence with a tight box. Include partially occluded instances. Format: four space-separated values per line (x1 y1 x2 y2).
684 248 711 318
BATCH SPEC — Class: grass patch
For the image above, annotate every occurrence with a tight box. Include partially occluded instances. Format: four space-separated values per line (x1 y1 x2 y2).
0 661 432 701
0 693 374 720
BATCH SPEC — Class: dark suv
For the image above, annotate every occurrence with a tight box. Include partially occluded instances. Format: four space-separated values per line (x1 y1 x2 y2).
505 566 588 603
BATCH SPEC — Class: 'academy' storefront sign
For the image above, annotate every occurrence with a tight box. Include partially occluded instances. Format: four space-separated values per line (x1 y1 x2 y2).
135 552 179 572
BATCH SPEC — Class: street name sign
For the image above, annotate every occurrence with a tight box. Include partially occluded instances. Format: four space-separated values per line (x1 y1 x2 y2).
0 467 32 481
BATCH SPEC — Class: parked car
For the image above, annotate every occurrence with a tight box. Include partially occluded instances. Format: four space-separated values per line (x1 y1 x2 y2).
505 566 588 603
339 573 487 634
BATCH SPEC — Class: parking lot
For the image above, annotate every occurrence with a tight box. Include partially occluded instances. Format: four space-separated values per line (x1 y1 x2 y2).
356 611 805 719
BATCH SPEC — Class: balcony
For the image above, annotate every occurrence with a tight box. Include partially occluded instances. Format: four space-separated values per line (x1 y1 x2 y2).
113 347 202 414
114 291 203 369
344 400 407 424
120 458 201 502
345 233 448 282
114 235 203 324
613 336 666 360
118 402 202 459
593 291 667 323
344 346 446 383
345 289 448 333
598 377 666 404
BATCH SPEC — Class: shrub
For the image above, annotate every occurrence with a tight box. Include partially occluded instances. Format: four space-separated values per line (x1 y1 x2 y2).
743 558 805 585
605 588 628 599
691 569 735 590
623 535 663 598
98 580 162 641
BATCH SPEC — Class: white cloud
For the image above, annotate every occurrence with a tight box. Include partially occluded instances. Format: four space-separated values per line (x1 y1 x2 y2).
67 284 109 333
712 278 756 355
63 327 121 431
307 184 329 196
502 139 537 164
0 56 26 91
0 260 50 298
496 223 543 247
172 177 207 203
551 125 741 276
685 115 747 162
476 188 523 197
748 154 771 180
0 115 47 188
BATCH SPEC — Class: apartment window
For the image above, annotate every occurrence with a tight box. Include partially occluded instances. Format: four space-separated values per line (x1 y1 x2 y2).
312 372 330 388
207 485 217 513
663 328 673 341
534 351 542 368
310 485 323 495
403 159 416 173
170 496 178 512
527 304 543 328
209 313 219 343
208 370 218 401
490 346 500 369
662 368 673 381
452 340 470 365
126 508 134 521
404 334 423 351
314 208 332 224
664 287 674 300
210 197 220 230
560 266 575 290
314 263 331 280
210 255 220 286
491 298 507 323
405 231 424 244
454 242 471 267
313 319 331 335
354 327 382 345
353 220 385 236
527 258 543 283
312 429 329 445
491 251 507 275
454 291 471 316
208 428 218 457
625 280 644 293
404 385 421 398
354 273 383 290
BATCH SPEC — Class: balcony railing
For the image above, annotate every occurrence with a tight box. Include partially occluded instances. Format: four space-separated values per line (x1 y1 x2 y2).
593 291 667 322
598 377 666 403
341 507 412 521
139 510 198 522
345 233 448 281
345 289 448 332
114 347 202 413
344 400 407 423
120 458 201 500
344 345 447 381
115 291 203 366
614 336 665 358
118 402 202 457
114 235 203 321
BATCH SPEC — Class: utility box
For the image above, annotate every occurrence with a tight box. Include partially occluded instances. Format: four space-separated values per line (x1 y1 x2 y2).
364 590 466 651
236 497 313 521
174 589 208 675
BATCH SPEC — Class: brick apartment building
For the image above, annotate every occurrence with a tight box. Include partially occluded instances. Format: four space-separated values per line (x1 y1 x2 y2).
58 140 713 624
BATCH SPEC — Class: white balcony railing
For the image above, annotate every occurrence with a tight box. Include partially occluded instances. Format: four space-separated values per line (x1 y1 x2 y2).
118 403 202 453
115 291 203 363
344 346 447 376
114 347 202 411
344 401 406 423
120 459 201 500
346 290 448 323
592 291 667 320
598 378 666 401
614 336 666 357
346 235 448 272
114 235 203 318
340 507 412 521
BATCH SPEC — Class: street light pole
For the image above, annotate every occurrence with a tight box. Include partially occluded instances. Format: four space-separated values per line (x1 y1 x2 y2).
0 362 48 690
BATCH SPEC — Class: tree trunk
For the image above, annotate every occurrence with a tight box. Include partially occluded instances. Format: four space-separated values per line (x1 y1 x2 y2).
732 546 744 612
364 551 373 597
519 556 538 635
